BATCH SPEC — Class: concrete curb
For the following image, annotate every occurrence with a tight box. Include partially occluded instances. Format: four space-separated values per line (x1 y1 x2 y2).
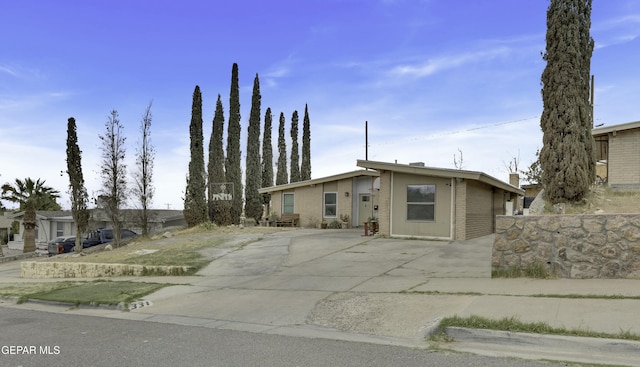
444 326 640 366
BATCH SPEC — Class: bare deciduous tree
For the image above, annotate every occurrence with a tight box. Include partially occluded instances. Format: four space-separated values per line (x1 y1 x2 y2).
132 102 155 236
99 110 127 247
453 148 464 170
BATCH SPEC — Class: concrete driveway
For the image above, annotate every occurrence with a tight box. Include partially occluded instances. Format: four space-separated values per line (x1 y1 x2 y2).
113 229 493 343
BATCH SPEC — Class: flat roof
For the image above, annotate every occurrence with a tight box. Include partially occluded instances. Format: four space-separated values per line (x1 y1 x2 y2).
592 120 640 136
357 160 524 195
258 170 379 193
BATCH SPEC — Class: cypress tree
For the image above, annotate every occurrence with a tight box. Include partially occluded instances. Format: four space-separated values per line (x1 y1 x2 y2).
301 104 311 181
244 74 263 222
289 110 300 183
208 94 229 225
226 63 243 223
184 85 208 226
539 0 594 203
261 107 274 210
66 117 90 252
276 112 288 185
262 107 274 188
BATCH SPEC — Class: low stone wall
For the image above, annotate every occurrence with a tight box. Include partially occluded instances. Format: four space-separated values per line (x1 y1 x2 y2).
21 261 190 279
493 214 640 279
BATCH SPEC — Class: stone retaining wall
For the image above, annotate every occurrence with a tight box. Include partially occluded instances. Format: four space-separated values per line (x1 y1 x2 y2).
493 214 640 279
21 261 190 279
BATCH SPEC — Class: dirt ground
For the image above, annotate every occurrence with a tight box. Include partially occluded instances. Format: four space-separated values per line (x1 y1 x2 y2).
559 186 640 214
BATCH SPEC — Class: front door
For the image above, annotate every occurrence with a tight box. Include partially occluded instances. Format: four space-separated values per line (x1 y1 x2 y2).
358 194 372 226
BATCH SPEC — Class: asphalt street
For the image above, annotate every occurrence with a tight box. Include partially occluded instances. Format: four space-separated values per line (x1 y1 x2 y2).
0 307 564 367
3 228 640 366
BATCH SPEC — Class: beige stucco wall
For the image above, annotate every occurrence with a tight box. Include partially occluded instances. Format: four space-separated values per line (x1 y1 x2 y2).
295 185 323 226
389 172 452 239
609 128 640 188
267 177 364 228
377 171 392 236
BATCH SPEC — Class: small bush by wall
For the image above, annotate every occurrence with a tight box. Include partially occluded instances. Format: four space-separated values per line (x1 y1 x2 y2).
493 214 640 279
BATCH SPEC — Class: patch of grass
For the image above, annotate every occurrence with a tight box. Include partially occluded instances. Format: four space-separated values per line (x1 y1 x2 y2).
55 234 227 273
22 280 170 307
0 281 87 299
492 262 554 279
529 293 640 300
435 315 640 341
491 266 522 278
401 290 484 296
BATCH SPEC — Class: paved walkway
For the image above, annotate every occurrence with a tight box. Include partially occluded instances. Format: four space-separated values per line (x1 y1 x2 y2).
1 229 640 365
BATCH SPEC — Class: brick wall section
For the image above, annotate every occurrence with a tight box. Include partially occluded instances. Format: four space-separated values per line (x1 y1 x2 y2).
454 179 466 240
21 261 190 278
493 214 640 279
609 129 640 187
465 181 494 240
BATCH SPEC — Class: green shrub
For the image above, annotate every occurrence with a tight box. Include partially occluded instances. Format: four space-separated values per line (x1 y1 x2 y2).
328 220 342 229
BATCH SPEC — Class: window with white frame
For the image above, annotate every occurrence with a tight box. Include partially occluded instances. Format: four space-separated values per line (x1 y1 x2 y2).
56 222 64 237
324 192 337 217
407 184 435 221
283 193 295 214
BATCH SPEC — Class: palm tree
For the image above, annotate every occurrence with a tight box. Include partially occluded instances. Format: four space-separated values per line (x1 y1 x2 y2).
1 178 61 211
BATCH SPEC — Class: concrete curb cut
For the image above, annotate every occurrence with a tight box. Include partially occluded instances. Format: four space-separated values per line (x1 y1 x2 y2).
444 326 640 366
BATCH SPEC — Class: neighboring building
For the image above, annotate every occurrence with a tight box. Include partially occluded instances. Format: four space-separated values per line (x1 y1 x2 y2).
258 170 380 228
1 213 14 245
7 209 186 251
592 120 640 190
357 160 524 240
7 211 75 250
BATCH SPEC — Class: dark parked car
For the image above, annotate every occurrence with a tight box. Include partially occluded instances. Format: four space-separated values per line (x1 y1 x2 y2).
47 236 77 256
82 228 137 248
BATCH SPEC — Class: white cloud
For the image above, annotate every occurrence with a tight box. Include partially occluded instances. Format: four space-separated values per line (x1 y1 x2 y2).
390 47 511 77
0 65 18 77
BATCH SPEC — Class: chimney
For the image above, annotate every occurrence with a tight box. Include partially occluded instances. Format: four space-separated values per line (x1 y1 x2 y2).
509 173 520 188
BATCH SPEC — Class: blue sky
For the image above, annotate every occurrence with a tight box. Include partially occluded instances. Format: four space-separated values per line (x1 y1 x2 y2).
1 0 639 211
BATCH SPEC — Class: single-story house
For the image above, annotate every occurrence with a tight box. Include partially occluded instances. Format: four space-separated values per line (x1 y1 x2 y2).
7 209 186 251
258 170 380 228
357 160 524 240
592 120 640 189
7 211 75 250
0 213 14 245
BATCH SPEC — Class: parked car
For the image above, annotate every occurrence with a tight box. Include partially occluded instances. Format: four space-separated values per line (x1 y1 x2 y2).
82 228 137 248
47 236 77 256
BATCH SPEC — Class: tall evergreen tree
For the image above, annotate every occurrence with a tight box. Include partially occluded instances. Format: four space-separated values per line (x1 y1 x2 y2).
226 63 243 223
66 117 90 253
133 102 155 236
539 0 594 203
301 104 312 181
289 110 300 183
276 112 288 185
261 107 274 210
184 86 208 226
208 94 229 225
244 74 263 222
99 110 128 247
262 108 274 188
